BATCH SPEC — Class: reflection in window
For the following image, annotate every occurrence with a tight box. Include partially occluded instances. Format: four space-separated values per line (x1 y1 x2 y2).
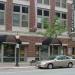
13 5 20 12
22 6 28 13
37 0 42 4
0 3 5 10
44 0 49 5
44 10 49 16
0 12 4 25
13 14 20 26
22 14 28 27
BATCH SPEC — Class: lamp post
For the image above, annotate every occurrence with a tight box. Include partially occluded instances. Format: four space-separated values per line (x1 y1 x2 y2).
15 34 20 66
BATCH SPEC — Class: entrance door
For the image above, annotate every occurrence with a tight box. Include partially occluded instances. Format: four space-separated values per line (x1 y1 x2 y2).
3 44 15 62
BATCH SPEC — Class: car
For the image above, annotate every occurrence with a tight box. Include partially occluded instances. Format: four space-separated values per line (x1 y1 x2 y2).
36 55 75 69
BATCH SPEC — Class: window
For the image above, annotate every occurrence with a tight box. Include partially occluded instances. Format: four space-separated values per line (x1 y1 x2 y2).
44 0 49 5
22 15 28 27
56 0 60 7
13 4 29 27
0 3 5 10
56 12 60 18
0 2 5 25
37 8 49 29
62 0 66 8
62 13 66 19
22 6 28 13
37 9 42 15
0 12 4 25
37 0 42 4
37 17 42 28
13 14 20 26
13 5 20 12
44 10 49 16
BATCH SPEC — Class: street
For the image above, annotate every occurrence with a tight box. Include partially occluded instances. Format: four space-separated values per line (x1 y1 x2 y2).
0 67 75 75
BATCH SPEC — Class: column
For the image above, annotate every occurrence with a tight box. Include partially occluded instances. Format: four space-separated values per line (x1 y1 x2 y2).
5 0 13 31
49 0 56 27
67 0 73 33
29 0 37 32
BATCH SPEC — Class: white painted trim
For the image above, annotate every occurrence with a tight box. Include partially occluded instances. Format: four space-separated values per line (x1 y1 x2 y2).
22 42 29 45
37 4 50 9
67 0 73 4
13 0 30 6
0 31 44 37
55 7 67 12
35 43 42 45
0 0 6 2
62 44 68 46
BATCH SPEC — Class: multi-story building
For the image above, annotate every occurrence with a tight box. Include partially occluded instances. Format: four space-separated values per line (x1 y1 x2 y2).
0 0 74 63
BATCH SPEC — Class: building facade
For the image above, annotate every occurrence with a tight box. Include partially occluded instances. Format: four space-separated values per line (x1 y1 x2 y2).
0 0 74 63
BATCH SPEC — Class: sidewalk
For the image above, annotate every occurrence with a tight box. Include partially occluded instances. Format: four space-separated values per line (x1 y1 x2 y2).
0 62 35 69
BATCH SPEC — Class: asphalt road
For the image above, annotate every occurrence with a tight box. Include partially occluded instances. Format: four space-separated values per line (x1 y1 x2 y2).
0 67 75 75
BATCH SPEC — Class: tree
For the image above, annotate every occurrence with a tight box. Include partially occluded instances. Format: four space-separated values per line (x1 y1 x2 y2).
43 17 67 38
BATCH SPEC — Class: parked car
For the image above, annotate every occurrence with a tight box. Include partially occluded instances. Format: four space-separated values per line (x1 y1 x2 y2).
36 55 75 69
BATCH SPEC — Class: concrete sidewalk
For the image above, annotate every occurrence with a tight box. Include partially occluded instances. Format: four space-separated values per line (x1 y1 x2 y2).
0 62 35 69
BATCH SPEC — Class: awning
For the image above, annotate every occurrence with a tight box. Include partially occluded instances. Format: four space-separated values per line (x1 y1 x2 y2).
42 37 62 46
0 35 7 43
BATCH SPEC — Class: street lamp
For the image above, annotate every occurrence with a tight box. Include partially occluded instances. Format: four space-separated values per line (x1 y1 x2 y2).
15 34 20 66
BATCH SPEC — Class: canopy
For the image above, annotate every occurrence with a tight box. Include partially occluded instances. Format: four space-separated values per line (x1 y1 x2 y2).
42 37 62 46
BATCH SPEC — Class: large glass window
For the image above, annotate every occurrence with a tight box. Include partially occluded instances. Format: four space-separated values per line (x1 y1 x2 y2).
37 9 42 15
13 14 20 26
56 0 66 8
22 6 28 13
37 0 42 4
44 10 49 16
22 14 28 27
37 16 42 28
0 2 5 25
56 0 60 7
13 5 20 12
37 8 49 29
62 0 66 8
13 4 29 27
0 12 4 25
44 0 49 5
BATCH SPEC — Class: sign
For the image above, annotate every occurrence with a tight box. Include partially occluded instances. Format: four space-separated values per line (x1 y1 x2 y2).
16 44 19 48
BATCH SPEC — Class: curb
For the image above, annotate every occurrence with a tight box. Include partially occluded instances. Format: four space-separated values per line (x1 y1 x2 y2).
0 66 35 69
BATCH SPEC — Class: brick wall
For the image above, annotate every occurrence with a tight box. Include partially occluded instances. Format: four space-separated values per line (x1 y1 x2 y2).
5 0 13 31
49 0 56 27
67 1 72 33
29 0 37 32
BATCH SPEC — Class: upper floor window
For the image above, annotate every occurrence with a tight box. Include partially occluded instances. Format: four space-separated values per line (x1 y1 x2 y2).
37 8 49 29
37 0 49 5
37 9 42 15
13 5 20 12
13 4 29 27
0 2 5 25
37 0 42 4
0 3 5 10
0 12 4 25
56 0 66 8
44 0 49 5
62 0 66 8
22 6 28 13
56 0 61 7
44 10 49 16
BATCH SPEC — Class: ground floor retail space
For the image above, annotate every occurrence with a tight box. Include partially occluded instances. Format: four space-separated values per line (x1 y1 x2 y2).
0 43 28 63
0 43 75 63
